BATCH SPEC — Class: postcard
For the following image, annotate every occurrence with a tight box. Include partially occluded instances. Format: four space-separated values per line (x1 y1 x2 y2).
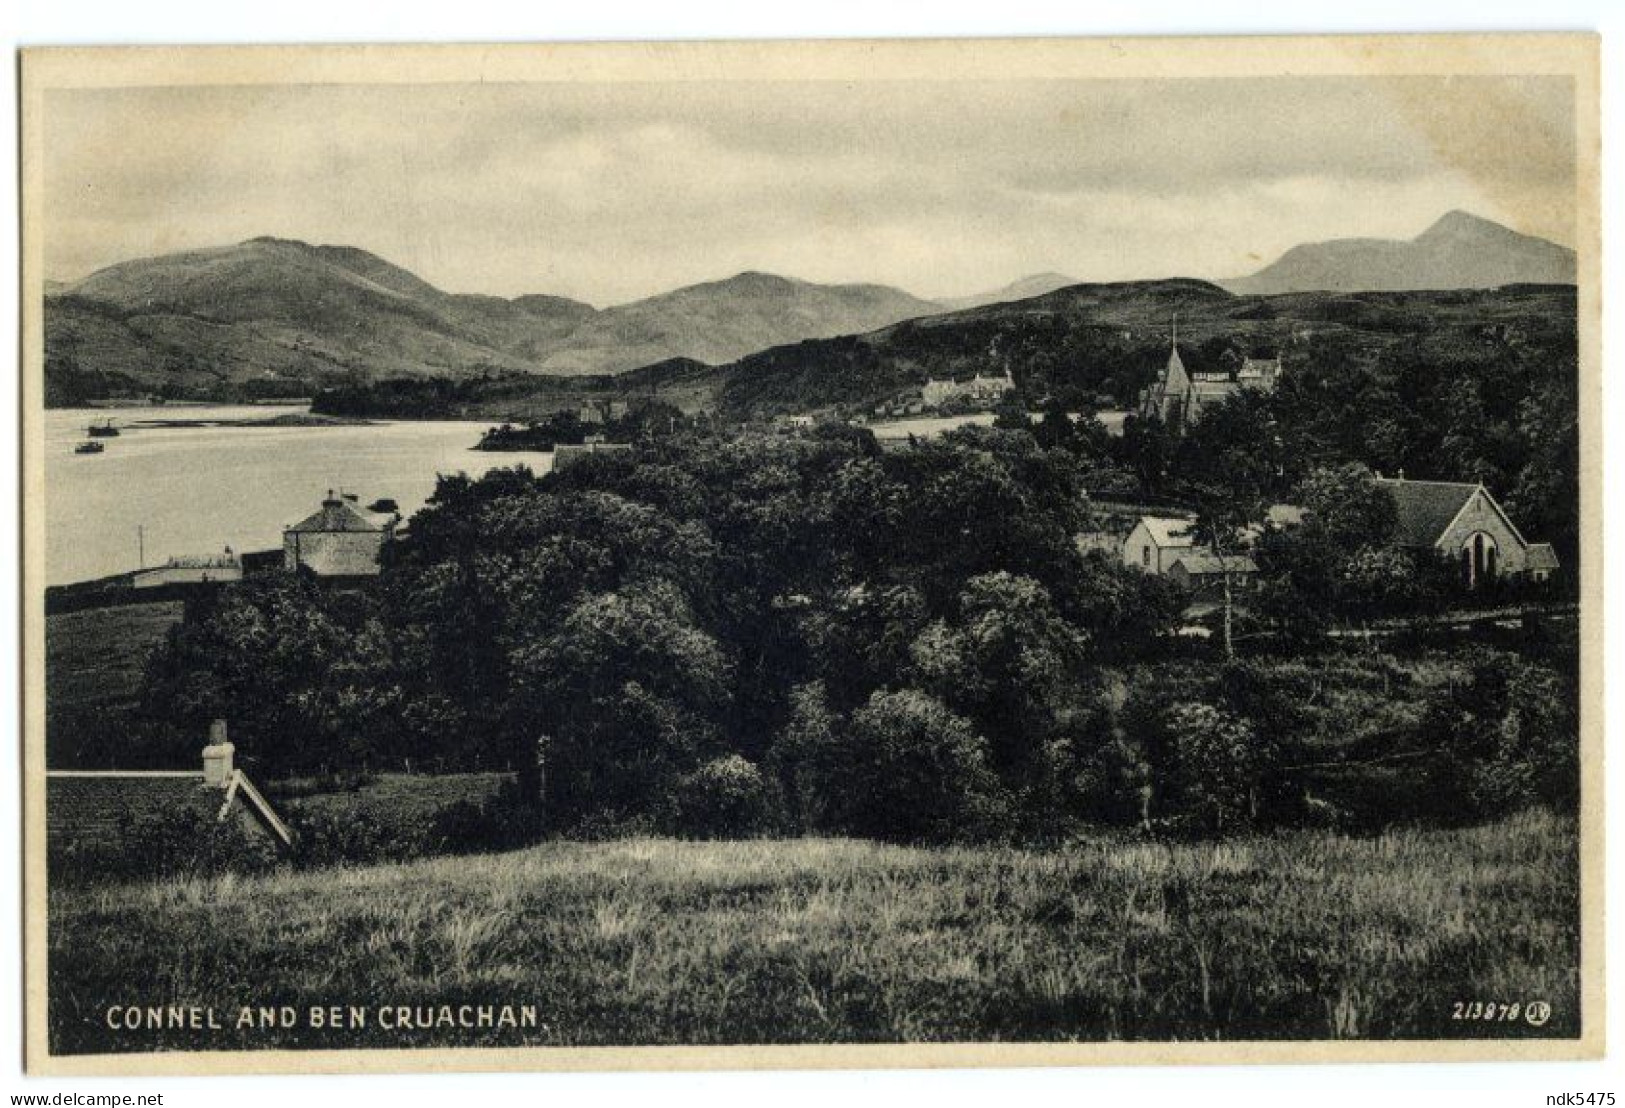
19 34 1602 1073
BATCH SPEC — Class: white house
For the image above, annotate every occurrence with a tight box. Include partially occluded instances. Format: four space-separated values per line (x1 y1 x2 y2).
132 550 243 589
1123 513 1263 587
1122 515 1199 574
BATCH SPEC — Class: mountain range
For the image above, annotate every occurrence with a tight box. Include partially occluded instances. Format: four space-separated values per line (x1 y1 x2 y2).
44 212 1576 405
1222 210 1575 295
44 238 944 403
531 271 937 375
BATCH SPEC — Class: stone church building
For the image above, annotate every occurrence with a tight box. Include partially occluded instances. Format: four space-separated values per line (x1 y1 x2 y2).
1138 320 1283 431
1375 476 1559 587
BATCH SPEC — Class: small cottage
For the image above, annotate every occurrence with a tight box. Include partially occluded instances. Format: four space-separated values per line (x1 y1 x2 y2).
1167 552 1260 591
1124 513 1262 588
131 549 244 589
47 721 293 867
1122 515 1199 574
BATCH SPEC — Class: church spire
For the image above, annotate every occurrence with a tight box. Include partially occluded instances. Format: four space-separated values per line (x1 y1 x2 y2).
1163 311 1191 399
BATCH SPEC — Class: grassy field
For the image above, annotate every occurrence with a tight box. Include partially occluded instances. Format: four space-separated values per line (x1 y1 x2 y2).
278 772 510 820
275 772 513 862
45 600 182 719
49 810 1578 1053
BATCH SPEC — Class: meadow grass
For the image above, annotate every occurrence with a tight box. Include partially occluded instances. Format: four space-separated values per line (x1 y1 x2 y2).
49 810 1578 1052
45 601 182 718
279 773 509 825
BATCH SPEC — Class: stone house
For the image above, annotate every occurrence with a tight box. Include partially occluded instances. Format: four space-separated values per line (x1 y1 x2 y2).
1123 513 1269 590
921 371 1016 410
283 491 398 577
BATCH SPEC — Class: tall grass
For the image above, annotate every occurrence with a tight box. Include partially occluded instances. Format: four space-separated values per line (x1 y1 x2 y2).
48 811 1578 1053
46 601 183 719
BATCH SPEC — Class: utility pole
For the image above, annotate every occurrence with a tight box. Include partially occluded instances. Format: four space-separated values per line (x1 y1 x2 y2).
137 524 145 569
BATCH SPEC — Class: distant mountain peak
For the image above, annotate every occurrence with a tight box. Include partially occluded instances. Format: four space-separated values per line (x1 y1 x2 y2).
1224 211 1574 295
243 235 314 250
1418 209 1525 242
1016 270 1076 285
541 270 938 374
712 270 803 292
939 271 1081 311
1426 208 1493 231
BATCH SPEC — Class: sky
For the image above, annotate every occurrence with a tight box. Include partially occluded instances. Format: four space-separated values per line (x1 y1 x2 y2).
41 75 1576 306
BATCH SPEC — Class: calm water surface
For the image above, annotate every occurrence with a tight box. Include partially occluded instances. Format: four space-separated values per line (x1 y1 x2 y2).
45 406 552 585
866 413 998 439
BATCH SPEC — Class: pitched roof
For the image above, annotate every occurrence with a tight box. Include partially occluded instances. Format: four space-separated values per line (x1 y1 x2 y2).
228 772 294 845
1137 515 1198 548
1163 344 1191 394
1169 553 1258 576
47 770 293 849
1373 478 1479 548
288 497 393 534
1526 542 1561 571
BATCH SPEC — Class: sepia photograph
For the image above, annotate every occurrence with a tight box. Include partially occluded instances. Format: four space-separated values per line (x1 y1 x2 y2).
18 33 1602 1073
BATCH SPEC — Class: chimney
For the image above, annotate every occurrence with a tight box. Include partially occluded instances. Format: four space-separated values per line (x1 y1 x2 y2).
202 719 234 788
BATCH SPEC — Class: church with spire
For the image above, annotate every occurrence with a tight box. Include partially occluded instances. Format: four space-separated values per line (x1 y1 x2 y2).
1137 315 1283 431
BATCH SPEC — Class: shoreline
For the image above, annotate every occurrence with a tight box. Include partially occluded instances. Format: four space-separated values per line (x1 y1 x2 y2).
128 412 376 429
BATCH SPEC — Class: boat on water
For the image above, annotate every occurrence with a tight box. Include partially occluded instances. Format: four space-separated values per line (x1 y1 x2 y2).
86 420 120 438
74 440 105 455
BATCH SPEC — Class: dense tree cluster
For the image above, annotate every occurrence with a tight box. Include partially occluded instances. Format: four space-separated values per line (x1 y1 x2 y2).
137 425 1188 841
129 415 1577 845
475 401 690 451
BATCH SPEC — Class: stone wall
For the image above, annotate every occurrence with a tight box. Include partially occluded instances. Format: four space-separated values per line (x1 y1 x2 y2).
283 530 387 576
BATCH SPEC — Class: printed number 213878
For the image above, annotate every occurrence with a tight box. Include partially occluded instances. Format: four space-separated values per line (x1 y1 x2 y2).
1451 1000 1550 1025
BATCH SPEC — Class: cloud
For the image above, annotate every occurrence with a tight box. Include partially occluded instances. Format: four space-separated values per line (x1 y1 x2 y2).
41 75 1576 303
